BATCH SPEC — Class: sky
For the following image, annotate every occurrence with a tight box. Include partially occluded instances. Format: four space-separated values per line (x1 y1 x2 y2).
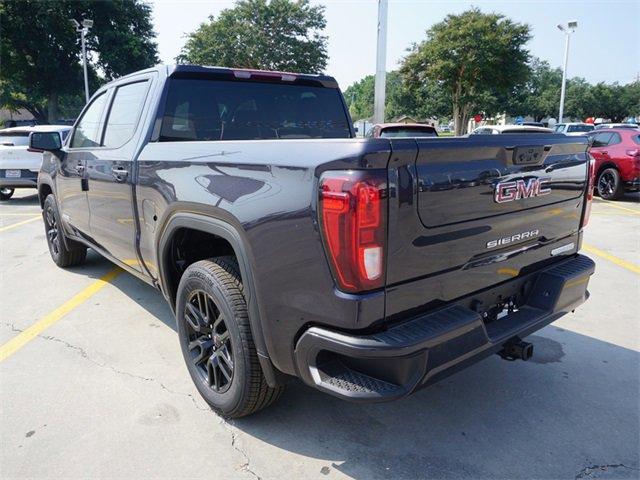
150 0 640 90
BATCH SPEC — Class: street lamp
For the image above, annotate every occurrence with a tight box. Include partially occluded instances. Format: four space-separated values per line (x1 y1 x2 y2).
70 18 93 104
557 20 578 123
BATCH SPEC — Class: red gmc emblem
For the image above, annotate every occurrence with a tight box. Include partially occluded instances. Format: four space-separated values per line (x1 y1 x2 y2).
494 178 551 203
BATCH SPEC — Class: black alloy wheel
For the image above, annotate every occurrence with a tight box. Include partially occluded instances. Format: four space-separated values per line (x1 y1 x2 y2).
185 289 234 393
45 203 60 256
0 187 14 200
597 168 624 200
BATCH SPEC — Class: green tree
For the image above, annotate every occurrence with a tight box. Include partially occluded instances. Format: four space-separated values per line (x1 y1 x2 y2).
0 0 158 123
400 8 531 135
178 0 327 73
343 71 449 122
563 78 596 121
507 58 562 121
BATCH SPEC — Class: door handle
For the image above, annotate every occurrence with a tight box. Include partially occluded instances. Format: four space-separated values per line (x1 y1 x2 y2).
111 165 129 181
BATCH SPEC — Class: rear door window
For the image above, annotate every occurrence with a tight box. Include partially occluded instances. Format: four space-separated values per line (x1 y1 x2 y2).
607 133 622 146
591 132 613 147
159 78 351 141
102 81 149 148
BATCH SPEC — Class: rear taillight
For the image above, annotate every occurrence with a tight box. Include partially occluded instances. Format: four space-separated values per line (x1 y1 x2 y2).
582 156 596 228
319 170 387 293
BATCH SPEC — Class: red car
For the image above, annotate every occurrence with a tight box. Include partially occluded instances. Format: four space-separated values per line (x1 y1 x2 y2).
588 128 640 200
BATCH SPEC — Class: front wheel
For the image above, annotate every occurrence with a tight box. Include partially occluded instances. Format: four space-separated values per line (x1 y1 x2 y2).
43 194 87 267
0 188 14 200
597 168 624 200
176 257 283 418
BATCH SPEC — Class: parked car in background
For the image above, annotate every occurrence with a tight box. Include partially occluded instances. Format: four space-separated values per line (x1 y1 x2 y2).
367 123 438 138
521 121 545 127
0 125 72 199
595 123 639 130
471 125 554 135
554 123 595 136
587 128 640 200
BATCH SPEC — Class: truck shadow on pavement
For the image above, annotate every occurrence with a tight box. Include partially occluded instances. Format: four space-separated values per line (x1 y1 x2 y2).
233 328 639 479
75 255 640 480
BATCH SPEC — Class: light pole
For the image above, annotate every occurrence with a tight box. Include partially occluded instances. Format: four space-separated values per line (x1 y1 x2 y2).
373 0 388 125
71 18 93 104
557 20 578 123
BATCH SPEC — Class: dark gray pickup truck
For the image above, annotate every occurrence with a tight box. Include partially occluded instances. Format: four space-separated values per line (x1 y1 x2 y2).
32 65 595 417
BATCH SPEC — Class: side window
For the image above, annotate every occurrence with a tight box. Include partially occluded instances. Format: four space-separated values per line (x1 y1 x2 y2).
591 132 612 147
607 133 622 146
70 93 108 148
102 81 149 148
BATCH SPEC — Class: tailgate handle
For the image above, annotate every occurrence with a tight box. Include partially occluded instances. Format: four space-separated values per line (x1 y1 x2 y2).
505 145 551 166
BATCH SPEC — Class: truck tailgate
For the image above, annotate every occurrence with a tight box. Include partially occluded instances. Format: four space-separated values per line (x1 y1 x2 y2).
385 134 589 319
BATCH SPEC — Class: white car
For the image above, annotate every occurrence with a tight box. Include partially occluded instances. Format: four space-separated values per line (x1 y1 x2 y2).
471 124 554 135
0 125 72 200
594 123 639 130
553 123 595 136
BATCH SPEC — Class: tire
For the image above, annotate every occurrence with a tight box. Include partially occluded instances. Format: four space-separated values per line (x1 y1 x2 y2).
43 194 87 267
176 257 283 418
0 188 14 200
597 168 624 200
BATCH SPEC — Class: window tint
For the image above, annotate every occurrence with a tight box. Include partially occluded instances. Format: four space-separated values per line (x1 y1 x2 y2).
71 93 108 148
607 132 622 145
380 127 437 138
103 81 149 148
554 124 565 132
591 132 613 147
632 135 640 145
160 79 351 141
0 132 30 146
567 124 594 133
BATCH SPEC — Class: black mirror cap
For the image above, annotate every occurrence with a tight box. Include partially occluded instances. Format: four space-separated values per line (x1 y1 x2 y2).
29 131 62 152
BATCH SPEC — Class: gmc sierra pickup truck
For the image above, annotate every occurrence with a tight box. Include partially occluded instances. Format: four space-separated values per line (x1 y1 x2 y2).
32 65 595 418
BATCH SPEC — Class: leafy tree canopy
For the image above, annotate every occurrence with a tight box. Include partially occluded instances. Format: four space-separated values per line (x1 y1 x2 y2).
178 0 327 73
400 8 531 135
343 71 449 122
0 0 158 123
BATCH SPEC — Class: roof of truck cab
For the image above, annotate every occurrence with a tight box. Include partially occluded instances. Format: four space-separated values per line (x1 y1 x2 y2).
165 64 339 88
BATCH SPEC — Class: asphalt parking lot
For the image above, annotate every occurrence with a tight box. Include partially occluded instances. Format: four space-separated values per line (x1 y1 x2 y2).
1 189 638 480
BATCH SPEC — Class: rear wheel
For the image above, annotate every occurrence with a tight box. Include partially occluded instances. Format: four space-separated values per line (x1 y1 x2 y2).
176 257 283 418
43 194 87 267
0 188 14 200
597 168 624 200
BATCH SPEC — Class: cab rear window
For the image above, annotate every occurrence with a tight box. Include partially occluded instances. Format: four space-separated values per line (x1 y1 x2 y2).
160 79 352 141
380 127 437 138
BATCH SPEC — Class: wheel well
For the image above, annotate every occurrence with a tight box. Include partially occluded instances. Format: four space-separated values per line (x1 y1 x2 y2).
163 227 238 307
596 162 618 180
38 184 53 208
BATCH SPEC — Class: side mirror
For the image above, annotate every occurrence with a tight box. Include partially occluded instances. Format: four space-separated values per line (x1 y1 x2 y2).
29 131 62 152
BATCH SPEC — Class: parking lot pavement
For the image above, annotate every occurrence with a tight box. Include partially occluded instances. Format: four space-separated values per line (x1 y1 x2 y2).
1 189 639 480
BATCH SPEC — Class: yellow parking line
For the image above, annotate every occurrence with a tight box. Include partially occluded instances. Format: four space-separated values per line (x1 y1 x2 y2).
593 200 640 215
0 215 41 232
583 244 640 275
0 268 122 362
0 212 42 216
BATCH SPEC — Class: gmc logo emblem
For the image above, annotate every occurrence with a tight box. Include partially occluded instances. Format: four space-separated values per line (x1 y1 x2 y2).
494 178 551 203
